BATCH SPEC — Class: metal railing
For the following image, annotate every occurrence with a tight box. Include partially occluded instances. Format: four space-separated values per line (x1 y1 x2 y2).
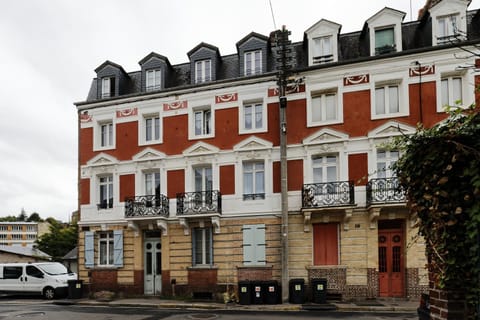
125 194 169 218
302 181 355 208
375 44 396 55
176 190 222 215
313 54 334 64
366 177 406 205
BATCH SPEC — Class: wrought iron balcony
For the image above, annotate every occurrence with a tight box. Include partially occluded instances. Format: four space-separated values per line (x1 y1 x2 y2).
176 190 222 216
302 181 355 208
375 44 396 55
366 177 406 205
125 194 169 218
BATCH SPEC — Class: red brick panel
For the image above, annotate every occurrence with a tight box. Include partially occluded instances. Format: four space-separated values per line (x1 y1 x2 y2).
272 161 281 194
219 165 235 195
287 159 303 191
80 178 90 205
167 169 185 199
119 174 135 202
348 153 368 186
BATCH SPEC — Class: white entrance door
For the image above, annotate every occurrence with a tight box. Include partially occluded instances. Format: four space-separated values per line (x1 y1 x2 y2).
144 239 162 295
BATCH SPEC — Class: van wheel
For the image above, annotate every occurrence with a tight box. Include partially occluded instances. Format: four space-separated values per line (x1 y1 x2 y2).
43 287 55 300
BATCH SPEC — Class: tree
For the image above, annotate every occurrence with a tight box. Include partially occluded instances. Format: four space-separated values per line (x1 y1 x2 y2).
27 212 43 222
35 222 78 261
394 106 480 319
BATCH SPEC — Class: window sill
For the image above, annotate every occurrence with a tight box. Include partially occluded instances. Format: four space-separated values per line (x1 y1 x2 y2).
307 118 343 128
237 264 272 270
370 112 408 120
187 265 218 270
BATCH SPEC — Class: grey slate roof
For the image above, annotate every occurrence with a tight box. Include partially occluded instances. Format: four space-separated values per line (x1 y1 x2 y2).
0 245 51 260
81 8 480 104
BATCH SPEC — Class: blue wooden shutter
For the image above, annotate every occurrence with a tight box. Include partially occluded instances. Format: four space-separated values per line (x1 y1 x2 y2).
255 224 266 265
243 224 266 265
113 230 123 267
84 231 94 268
242 225 254 265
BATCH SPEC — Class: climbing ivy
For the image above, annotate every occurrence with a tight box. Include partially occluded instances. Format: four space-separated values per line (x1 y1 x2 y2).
393 106 480 318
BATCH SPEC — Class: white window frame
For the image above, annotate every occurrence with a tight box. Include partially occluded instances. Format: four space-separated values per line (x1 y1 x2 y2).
194 165 213 192
144 171 160 196
101 77 114 98
244 50 262 76
374 26 396 55
146 69 161 92
94 119 115 151
312 35 333 64
241 101 265 133
98 175 113 210
243 161 265 200
195 59 211 83
312 155 338 183
371 79 408 120
192 227 212 266
98 231 114 266
190 106 214 139
100 122 113 148
437 14 459 44
376 149 399 178
144 114 161 143
306 85 343 127
440 76 463 108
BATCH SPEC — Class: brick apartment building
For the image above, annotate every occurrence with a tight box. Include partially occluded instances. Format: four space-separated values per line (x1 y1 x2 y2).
74 0 480 301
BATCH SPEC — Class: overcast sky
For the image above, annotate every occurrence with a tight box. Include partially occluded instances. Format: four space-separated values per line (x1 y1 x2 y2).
1 0 479 222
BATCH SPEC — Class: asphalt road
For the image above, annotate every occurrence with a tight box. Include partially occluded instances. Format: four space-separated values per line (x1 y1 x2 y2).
0 296 417 320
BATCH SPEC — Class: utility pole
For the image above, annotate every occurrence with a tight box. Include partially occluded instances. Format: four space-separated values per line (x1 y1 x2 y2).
272 25 293 302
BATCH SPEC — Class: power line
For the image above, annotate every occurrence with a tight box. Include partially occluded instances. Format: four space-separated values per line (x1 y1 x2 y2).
269 0 277 30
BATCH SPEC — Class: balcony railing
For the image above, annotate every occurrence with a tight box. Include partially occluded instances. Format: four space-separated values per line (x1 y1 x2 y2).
313 54 334 64
176 190 222 215
366 177 406 205
125 194 169 218
375 44 396 55
302 181 355 208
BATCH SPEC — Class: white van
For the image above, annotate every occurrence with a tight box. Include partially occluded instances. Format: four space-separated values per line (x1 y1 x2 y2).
0 262 77 299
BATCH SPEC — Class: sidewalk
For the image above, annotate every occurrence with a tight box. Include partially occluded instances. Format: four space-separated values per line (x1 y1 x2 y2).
65 297 418 313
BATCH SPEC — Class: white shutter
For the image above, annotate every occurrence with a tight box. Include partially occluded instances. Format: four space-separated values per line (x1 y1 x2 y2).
255 224 266 265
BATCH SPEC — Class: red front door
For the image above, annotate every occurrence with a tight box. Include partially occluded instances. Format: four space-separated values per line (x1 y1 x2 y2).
378 229 404 297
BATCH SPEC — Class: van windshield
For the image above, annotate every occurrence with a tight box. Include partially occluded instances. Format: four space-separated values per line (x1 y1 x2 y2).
37 263 69 275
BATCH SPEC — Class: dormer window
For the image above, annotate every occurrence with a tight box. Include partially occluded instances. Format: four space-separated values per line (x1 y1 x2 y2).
245 50 262 76
146 69 161 92
429 0 468 46
312 36 333 64
375 27 396 55
305 19 341 66
437 14 459 43
101 77 115 98
195 59 211 83
366 8 405 57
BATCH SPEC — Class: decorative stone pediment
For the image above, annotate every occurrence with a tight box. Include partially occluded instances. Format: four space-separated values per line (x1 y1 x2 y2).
133 148 166 161
233 136 273 152
303 128 349 146
368 121 415 139
87 153 119 166
183 142 219 157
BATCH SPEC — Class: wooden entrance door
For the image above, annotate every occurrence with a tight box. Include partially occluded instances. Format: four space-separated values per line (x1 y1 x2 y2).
378 229 404 297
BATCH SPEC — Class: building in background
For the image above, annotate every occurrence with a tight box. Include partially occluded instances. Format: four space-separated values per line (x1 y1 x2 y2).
0 222 50 248
74 0 480 301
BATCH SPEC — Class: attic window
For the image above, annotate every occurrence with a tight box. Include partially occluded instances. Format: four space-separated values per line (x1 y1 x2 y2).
437 14 459 43
244 50 262 76
195 59 211 83
146 69 161 92
312 36 333 64
375 27 396 55
101 77 115 98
